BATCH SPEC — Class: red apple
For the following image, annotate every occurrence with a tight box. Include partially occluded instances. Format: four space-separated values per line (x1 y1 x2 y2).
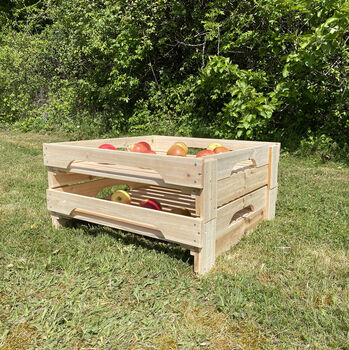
98 143 117 150
167 145 187 157
139 198 162 210
196 149 214 158
130 142 149 153
214 146 229 154
137 141 151 151
145 150 156 154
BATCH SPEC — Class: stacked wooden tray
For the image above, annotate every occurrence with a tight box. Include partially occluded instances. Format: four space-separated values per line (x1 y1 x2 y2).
44 135 280 274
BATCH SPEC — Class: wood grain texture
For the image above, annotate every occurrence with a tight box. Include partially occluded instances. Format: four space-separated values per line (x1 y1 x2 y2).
217 165 268 207
216 186 267 238
195 159 218 274
43 143 204 188
47 189 202 248
215 208 264 256
266 186 278 220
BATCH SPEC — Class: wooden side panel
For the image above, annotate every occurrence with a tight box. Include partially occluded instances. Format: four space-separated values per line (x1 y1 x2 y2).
215 208 264 256
216 186 267 238
43 144 203 188
217 165 268 207
47 189 202 248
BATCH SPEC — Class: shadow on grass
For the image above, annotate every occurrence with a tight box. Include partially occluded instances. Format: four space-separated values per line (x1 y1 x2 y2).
72 220 194 266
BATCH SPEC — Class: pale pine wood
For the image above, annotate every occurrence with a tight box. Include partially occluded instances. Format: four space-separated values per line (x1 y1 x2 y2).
217 165 268 207
55 178 128 197
48 169 97 188
152 135 272 152
268 144 280 190
195 158 217 274
47 189 202 248
43 143 204 188
266 186 278 220
215 145 269 180
59 135 155 148
129 188 196 209
215 208 264 256
51 213 70 228
216 186 267 238
44 135 280 274
197 159 217 221
265 144 280 220
197 218 216 274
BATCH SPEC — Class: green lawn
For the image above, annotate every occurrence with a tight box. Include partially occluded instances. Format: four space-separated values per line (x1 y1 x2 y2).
0 131 348 349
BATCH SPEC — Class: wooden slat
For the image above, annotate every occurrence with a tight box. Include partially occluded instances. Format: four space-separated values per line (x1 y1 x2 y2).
216 186 267 238
152 135 272 152
47 189 202 248
215 145 269 180
43 143 204 188
215 208 264 256
130 190 195 208
217 165 268 206
58 135 155 148
133 186 193 198
47 170 97 188
55 178 125 197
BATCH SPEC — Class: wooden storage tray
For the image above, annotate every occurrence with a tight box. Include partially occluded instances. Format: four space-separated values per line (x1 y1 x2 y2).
44 135 280 274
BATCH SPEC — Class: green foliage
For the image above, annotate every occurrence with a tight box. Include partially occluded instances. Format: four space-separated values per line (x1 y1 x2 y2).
0 0 348 151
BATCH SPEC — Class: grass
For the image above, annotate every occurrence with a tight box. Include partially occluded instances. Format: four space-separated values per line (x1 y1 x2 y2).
0 131 348 349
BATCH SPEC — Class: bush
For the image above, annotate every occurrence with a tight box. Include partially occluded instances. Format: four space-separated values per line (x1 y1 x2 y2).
0 0 348 153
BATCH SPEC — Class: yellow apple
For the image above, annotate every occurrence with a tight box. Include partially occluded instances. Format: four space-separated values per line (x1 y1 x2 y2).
207 142 222 151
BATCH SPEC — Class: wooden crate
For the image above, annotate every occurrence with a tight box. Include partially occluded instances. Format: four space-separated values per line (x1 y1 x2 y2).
43 135 280 274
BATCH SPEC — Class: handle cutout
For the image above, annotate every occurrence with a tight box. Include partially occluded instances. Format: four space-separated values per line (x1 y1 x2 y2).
229 205 254 225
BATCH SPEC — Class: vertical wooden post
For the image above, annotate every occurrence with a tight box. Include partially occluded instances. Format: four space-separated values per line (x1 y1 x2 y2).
265 144 280 220
47 168 70 228
193 158 217 274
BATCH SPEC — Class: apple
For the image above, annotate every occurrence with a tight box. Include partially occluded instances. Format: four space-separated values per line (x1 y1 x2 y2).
140 198 162 210
98 143 117 150
171 207 191 216
137 141 151 151
174 142 188 154
111 190 131 204
167 145 187 157
130 142 149 153
196 149 214 158
207 142 222 151
214 146 229 154
145 150 156 154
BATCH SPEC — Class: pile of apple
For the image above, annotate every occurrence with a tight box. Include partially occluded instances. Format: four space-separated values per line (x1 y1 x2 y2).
166 141 229 157
98 141 156 154
98 140 229 157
